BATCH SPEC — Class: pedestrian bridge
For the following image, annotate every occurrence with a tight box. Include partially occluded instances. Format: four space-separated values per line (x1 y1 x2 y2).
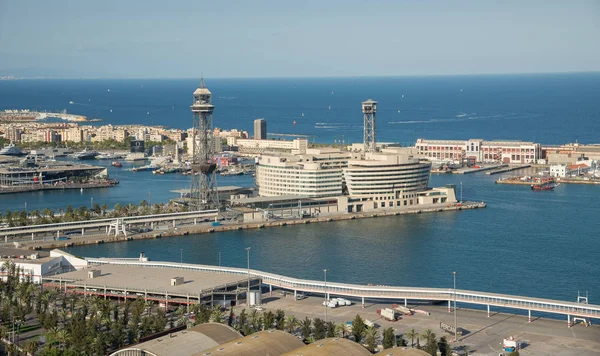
0 210 219 240
86 258 600 326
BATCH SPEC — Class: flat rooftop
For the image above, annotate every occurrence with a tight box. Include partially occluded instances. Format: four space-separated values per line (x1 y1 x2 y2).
50 263 257 295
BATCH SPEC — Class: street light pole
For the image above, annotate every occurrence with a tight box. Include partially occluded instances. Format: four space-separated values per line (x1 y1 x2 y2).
453 271 458 342
323 269 328 322
460 182 463 202
180 248 183 263
218 251 221 267
245 247 251 297
148 192 151 207
91 197 94 209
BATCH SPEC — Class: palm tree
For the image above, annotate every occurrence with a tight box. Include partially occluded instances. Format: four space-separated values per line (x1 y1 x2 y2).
365 326 378 352
299 317 312 342
406 328 418 348
335 323 347 338
326 321 336 338
420 328 436 354
57 328 69 349
249 309 260 331
262 311 275 330
210 306 224 323
286 315 298 334
23 339 39 355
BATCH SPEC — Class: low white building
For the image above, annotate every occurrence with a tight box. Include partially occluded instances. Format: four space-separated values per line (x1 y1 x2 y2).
550 165 568 177
228 137 308 155
0 248 87 283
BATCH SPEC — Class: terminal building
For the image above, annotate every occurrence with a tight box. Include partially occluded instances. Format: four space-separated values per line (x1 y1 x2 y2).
415 138 541 164
256 148 359 198
243 99 458 220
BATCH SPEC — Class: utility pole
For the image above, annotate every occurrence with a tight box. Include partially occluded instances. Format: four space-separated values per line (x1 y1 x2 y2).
453 271 458 342
323 269 328 322
245 247 251 298
460 182 463 202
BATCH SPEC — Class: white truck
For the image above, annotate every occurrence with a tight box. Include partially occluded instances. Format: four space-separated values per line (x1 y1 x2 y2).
380 308 396 321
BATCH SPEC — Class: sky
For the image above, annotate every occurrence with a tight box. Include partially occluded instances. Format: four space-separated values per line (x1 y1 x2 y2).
0 0 599 78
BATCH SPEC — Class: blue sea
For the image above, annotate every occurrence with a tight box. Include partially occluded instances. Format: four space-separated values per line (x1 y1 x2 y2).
1 74 599 308
1 73 600 145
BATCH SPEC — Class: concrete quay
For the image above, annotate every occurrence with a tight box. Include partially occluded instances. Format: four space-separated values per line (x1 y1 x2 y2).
485 164 531 175
453 164 505 174
10 202 486 251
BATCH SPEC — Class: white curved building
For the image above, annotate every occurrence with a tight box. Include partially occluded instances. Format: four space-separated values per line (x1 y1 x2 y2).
344 151 431 196
256 148 358 198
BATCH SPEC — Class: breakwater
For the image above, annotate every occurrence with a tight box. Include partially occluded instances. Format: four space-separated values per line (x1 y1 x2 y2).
21 202 485 251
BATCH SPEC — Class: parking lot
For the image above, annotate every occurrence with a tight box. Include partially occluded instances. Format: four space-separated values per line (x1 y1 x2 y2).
250 290 600 356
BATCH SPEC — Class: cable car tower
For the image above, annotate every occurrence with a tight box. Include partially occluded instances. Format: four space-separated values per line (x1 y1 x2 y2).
189 77 218 210
362 99 377 153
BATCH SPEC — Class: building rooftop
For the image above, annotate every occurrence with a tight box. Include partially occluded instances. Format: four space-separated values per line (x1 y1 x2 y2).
111 323 241 356
50 263 258 296
0 248 56 265
282 337 371 356
197 330 304 356
375 348 431 356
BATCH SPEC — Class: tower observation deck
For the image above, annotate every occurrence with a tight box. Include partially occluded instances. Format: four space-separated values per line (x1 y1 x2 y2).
189 78 218 211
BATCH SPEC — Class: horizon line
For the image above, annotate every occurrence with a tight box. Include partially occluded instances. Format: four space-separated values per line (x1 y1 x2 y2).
2 70 600 80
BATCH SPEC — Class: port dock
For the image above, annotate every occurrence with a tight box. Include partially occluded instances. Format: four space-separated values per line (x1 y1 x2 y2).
486 164 531 175
453 164 506 174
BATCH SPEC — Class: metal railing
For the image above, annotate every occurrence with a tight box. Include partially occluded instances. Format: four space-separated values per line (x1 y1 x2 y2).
85 258 600 319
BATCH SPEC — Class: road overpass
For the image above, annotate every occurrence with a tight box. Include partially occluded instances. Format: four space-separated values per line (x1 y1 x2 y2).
0 210 219 242
84 258 600 327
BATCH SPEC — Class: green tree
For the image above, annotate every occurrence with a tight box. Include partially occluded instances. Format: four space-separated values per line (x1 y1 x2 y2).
237 309 247 333
262 311 275 330
326 321 336 338
383 327 395 349
275 309 286 330
365 325 378 352
438 336 453 356
313 318 325 340
351 314 366 344
286 315 298 334
300 317 312 342
420 329 437 356
405 328 419 348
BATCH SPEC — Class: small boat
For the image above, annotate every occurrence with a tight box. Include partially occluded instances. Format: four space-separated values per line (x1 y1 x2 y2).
111 161 122 167
69 101 74 104
531 182 556 191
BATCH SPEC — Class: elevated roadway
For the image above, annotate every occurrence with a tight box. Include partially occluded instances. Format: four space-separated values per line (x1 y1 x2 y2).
0 210 219 242
85 258 600 326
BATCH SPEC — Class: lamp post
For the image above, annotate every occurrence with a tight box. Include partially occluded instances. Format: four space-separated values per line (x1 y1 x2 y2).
245 247 251 296
460 182 463 203
24 202 27 215
91 197 94 209
323 269 328 322
218 251 221 267
180 248 183 263
453 271 458 342
148 192 151 207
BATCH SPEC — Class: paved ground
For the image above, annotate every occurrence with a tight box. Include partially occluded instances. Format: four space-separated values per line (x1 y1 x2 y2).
252 292 600 356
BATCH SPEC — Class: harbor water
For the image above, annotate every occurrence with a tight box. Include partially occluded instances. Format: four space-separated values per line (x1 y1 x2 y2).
62 170 600 304
1 74 599 304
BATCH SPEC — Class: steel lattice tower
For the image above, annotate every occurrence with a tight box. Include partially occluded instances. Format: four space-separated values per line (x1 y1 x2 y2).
189 77 218 211
362 99 377 153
